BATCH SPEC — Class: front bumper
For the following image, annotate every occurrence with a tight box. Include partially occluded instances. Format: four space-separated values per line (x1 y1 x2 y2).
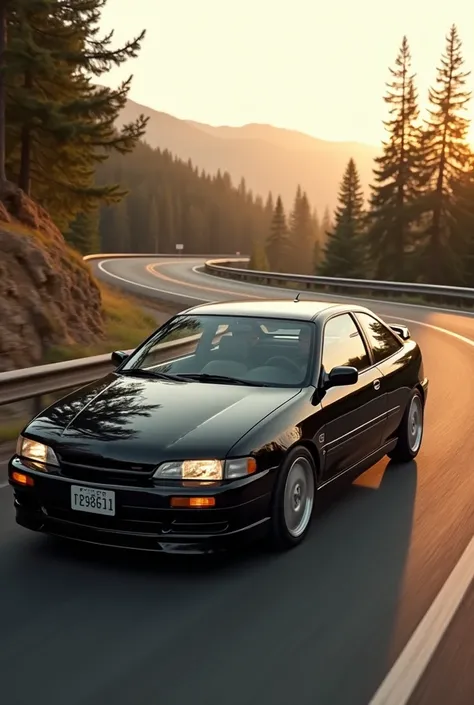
8 456 273 554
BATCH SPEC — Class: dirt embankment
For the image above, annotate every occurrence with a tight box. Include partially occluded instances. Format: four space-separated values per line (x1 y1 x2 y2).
0 183 105 373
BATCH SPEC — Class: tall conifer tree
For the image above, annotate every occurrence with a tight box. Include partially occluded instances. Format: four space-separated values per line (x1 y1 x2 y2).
265 195 289 271
319 159 366 278
367 36 422 281
419 24 473 284
5 0 148 228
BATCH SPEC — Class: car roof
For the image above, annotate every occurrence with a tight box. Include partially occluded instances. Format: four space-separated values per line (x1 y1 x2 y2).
182 298 373 321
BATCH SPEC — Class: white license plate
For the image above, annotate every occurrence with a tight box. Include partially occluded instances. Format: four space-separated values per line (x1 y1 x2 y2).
70 485 115 516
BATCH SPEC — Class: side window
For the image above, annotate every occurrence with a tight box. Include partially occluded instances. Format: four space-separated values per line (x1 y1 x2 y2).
322 314 370 372
357 313 402 364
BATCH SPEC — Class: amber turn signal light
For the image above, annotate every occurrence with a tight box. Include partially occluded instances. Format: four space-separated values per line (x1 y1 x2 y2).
11 471 34 486
170 496 216 508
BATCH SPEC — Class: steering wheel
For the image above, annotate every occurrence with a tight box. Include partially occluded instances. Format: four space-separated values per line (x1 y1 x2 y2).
266 356 302 376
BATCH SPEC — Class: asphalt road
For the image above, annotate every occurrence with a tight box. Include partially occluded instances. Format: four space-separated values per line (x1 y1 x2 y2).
2 256 474 705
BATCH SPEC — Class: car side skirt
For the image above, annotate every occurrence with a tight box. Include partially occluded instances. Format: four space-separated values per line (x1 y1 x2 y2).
318 439 397 491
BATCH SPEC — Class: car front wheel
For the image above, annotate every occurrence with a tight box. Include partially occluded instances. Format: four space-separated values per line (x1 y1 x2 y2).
269 446 316 551
388 389 424 463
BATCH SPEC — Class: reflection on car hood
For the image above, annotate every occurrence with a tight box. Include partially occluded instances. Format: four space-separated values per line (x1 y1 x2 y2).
25 373 301 463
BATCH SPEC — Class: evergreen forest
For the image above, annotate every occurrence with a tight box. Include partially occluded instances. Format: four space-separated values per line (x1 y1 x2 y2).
1 7 473 287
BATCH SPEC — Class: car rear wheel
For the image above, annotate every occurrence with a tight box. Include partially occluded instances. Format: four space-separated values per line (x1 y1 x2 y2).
269 446 316 551
388 389 424 463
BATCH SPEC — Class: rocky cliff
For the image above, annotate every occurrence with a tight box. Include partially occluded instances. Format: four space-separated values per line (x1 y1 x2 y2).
0 184 105 373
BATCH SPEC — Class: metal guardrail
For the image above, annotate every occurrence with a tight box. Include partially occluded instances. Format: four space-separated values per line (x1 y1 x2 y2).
2 249 473 419
0 334 199 406
0 251 245 415
0 329 198 413
204 259 474 305
83 253 245 262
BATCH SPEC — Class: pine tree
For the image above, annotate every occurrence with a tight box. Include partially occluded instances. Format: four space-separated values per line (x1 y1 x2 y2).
148 193 160 252
264 192 274 230
289 184 302 236
319 206 331 247
288 186 314 273
265 192 274 216
265 195 289 271
248 240 269 270
5 0 148 228
311 208 322 270
99 197 129 252
311 207 320 240
367 36 422 281
319 158 366 278
313 239 322 272
65 209 100 254
419 24 473 284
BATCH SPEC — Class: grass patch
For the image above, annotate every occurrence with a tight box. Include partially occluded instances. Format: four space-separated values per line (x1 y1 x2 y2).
43 284 160 364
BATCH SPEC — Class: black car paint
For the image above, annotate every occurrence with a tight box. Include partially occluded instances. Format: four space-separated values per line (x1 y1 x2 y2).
22 374 302 466
9 301 428 553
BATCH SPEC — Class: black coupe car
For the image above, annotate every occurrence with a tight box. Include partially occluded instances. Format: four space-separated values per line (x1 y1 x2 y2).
9 299 428 553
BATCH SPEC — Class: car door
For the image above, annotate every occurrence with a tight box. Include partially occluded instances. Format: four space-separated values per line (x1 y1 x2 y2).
319 312 387 480
355 312 413 445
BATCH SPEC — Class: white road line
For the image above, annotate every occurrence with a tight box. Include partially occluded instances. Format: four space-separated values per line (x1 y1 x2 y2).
369 535 474 705
0 482 8 489
98 260 205 301
395 317 474 348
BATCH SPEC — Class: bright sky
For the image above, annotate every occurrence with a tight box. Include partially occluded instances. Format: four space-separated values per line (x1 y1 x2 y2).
99 0 474 146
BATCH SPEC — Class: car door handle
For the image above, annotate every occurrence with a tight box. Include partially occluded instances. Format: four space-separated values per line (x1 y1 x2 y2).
373 379 381 391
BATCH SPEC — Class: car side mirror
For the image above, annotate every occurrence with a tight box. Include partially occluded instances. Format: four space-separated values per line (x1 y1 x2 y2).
389 323 410 340
325 365 358 389
111 350 129 367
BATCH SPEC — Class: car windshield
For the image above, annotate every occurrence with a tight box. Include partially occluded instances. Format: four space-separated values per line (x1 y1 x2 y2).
121 314 315 388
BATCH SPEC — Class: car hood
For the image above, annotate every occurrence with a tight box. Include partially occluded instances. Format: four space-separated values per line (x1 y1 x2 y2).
25 373 301 464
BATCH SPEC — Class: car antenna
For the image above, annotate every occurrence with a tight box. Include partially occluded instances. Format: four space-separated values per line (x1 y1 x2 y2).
294 292 301 302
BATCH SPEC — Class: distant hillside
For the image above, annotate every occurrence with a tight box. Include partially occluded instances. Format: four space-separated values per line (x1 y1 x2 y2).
116 100 380 214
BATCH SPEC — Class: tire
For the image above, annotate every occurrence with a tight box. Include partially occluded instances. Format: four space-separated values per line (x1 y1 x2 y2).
388 389 424 463
269 446 316 551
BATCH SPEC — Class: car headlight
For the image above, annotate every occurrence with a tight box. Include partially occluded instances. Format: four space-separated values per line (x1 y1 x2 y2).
16 436 59 467
153 457 257 481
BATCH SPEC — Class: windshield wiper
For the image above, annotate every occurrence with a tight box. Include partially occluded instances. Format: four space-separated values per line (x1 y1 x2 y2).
176 373 269 387
119 369 186 382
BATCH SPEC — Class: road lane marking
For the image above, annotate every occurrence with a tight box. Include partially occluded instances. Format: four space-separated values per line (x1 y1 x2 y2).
0 481 8 489
395 317 474 348
369 535 474 705
97 260 205 301
146 262 265 299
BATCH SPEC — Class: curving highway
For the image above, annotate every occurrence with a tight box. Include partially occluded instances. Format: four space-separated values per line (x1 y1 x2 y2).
2 256 474 705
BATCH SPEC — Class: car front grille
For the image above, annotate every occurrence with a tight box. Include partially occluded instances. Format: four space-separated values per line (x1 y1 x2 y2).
57 451 155 487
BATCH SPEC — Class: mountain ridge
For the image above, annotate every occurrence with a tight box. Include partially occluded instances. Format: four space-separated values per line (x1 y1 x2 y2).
117 98 381 213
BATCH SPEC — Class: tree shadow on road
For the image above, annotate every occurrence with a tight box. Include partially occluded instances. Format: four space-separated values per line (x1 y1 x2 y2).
0 457 416 705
